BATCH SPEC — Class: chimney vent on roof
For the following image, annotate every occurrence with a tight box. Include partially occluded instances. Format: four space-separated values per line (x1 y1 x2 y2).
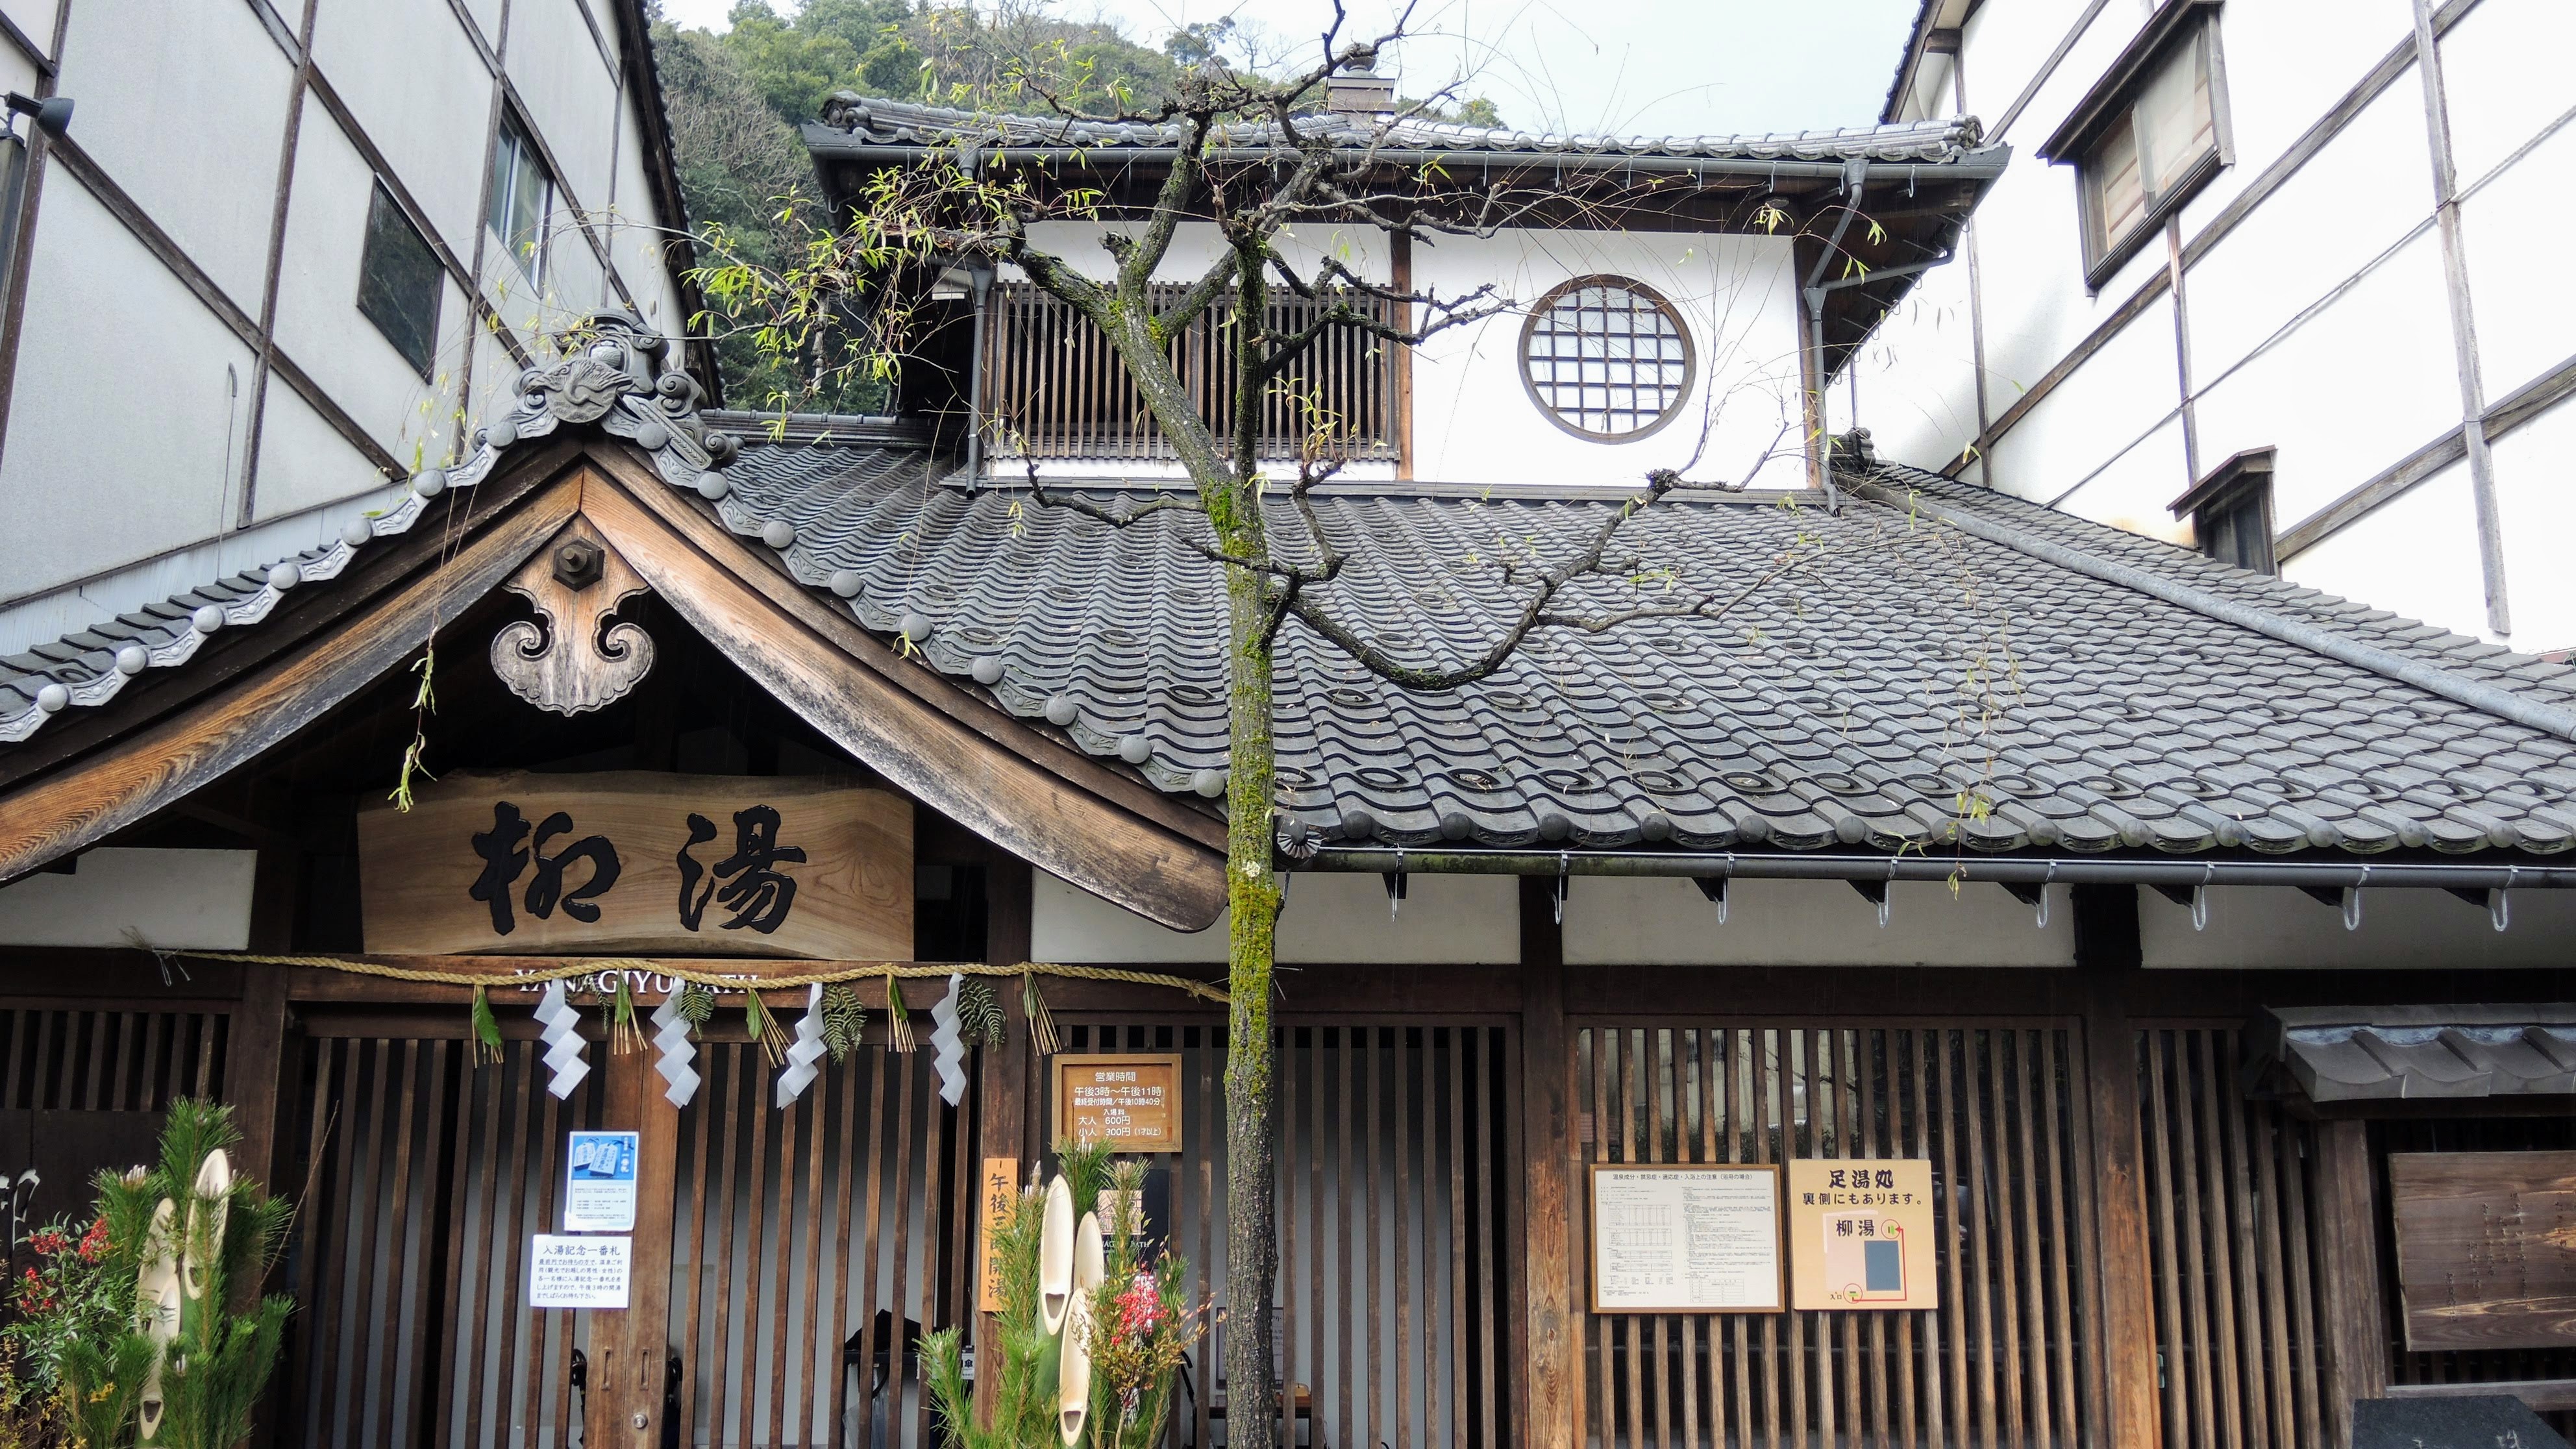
1326 54 1394 120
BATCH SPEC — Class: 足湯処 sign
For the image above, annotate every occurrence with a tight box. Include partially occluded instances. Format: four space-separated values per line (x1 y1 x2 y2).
2390 1150 2576 1352
356 771 910 958
1054 1054 1183 1153
1787 1159 1938 1311
1588 1163 1783 1313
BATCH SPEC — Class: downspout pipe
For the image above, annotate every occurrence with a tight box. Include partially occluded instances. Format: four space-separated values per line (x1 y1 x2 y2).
1302 845 2576 893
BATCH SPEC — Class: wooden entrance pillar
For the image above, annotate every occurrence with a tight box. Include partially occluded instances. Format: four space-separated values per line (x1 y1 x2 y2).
1518 878 1579 1446
588 1043 683 1449
2074 884 2160 1448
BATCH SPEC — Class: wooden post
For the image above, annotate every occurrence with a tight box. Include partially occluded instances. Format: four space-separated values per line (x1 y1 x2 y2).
1390 229 1415 480
588 1041 681 1449
2073 884 2159 1449
2314 1120 2387 1446
1518 878 1578 1446
232 824 301 1189
976 853 1035 1420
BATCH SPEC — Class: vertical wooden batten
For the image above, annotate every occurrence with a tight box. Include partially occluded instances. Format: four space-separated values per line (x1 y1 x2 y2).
2313 1119 2387 1446
1390 229 1415 481
590 1042 682 1449
975 852 1035 1420
1518 877 1576 1445
2073 882 2160 1448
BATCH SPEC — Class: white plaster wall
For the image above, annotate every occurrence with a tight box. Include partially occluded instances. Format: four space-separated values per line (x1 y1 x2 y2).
2458 116 2576 406
2488 395 2576 653
0 40 35 97
311 0 495 259
1410 229 1805 491
1032 871 1518 965
2185 79 2434 388
2192 229 2457 532
506 0 621 241
0 848 256 948
248 371 390 522
0 0 57 58
1979 291 2179 505
1837 234 1982 473
1958 0 2125 128
606 102 686 336
2436 0 2576 187
1563 877 2075 967
1015 218 1389 288
0 182 258 598
2141 884 2576 969
2281 457 2489 642
53 0 292 306
269 108 460 467
459 0 503 51
2045 414 2194 544
2174 0 2415 238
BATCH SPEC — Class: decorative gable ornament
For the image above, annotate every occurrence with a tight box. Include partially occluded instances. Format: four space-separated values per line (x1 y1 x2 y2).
491 521 654 715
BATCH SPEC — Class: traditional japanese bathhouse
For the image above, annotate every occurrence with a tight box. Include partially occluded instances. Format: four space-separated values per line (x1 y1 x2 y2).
1 104 2573 1449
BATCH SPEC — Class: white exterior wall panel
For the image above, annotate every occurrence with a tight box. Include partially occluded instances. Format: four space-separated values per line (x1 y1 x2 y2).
2044 414 2192 543
0 0 58 56
247 371 385 522
0 183 257 598
2488 395 2576 651
2282 458 2489 643
1979 291 2179 505
1032 871 1518 965
607 103 684 335
1838 239 1982 473
2194 229 2456 530
1957 0 2127 126
2142 884 2576 969
55 0 293 306
269 108 459 469
1563 878 2075 967
2172 0 2414 239
2457 118 2576 405
310 0 495 260
504 0 620 249
2434 0 2576 187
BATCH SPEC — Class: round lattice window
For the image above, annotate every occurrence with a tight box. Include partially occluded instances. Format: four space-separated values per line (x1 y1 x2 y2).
1517 277 1696 441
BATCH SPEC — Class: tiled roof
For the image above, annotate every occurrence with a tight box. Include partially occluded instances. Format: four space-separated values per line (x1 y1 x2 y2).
2248 1006 2576 1103
806 94 1997 169
10 317 2576 863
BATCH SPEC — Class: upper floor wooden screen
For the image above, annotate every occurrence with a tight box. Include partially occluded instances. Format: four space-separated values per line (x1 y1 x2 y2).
985 282 1400 464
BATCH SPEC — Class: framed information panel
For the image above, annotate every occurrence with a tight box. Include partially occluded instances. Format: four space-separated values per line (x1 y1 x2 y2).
1053 1054 1185 1153
1786 1158 1939 1311
1588 1163 1784 1313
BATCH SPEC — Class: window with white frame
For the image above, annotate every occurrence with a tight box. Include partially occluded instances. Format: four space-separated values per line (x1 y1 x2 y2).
2042 2 2229 286
1518 277 1696 441
487 114 554 285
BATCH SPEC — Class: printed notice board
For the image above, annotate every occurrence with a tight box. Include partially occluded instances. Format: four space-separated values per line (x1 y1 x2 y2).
1054 1054 1183 1153
529 1234 632 1309
563 1130 639 1232
1588 1164 1783 1313
1786 1159 1938 1311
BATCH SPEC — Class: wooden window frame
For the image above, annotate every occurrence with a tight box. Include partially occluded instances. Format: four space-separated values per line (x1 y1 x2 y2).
1517 275 1698 444
2039 0 2235 291
487 110 555 288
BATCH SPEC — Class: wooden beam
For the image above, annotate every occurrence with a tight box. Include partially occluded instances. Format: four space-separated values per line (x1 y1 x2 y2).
0 477 578 882
2072 884 2160 1449
1391 229 1415 482
580 458 1230 930
2384 1378 2576 1412
1517 878 1576 1447
588 1042 681 1449
974 852 1034 1422
2313 1119 2388 1446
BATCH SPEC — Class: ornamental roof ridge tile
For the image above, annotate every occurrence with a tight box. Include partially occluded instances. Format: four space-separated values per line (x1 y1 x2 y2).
807 92 1994 167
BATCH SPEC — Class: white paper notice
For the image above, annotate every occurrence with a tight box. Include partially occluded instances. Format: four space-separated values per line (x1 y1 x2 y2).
529 1234 632 1309
562 1130 639 1232
1591 1167 1783 1312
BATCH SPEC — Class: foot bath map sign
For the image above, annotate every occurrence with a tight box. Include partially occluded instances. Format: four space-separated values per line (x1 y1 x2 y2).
1787 1159 1938 1311
1588 1164 1783 1313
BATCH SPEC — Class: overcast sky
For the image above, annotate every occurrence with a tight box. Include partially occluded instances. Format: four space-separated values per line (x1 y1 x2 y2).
654 0 1922 136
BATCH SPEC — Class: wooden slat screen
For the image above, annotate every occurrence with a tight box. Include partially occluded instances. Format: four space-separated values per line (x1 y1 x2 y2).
0 1004 225 1110
282 1033 602 1449
667 1037 972 1449
987 282 1398 463
2134 1027 2331 1449
1053 1021 1518 1449
1573 1021 2097 1448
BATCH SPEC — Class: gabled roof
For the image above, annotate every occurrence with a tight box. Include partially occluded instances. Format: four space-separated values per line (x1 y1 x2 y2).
806 93 1998 171
10 316 2576 893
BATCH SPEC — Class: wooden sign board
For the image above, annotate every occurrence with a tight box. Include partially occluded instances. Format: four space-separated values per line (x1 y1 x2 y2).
1787 1159 1938 1311
2390 1150 2576 1352
978 1157 1019 1313
1054 1054 1183 1154
357 771 911 959
1588 1164 1783 1313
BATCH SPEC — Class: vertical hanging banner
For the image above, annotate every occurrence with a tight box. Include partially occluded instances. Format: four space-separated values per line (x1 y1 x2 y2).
563 1130 639 1232
1786 1159 1938 1310
979 1157 1019 1313
529 1234 632 1309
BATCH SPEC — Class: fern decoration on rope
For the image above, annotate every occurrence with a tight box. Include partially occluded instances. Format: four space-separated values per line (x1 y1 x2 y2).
957 979 1006 1049
673 980 717 1029
820 983 867 1061
469 985 503 1066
